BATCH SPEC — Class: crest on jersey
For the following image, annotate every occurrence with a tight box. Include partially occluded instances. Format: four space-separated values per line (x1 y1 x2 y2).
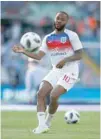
60 37 67 43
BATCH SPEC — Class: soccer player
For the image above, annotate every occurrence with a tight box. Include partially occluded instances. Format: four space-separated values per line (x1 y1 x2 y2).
12 11 83 134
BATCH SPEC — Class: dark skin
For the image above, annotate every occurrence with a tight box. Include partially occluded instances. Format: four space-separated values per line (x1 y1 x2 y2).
56 49 83 68
12 13 83 115
12 12 83 69
54 12 83 69
54 12 68 33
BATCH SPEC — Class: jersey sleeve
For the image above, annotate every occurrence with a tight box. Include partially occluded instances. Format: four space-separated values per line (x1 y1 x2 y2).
39 36 48 54
70 33 83 51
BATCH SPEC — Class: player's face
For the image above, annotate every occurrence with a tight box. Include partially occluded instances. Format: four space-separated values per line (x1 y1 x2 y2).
54 13 68 31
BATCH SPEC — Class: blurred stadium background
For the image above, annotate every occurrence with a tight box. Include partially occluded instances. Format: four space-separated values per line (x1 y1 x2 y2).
1 1 100 106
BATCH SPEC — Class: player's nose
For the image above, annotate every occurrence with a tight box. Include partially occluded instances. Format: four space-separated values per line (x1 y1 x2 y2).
56 20 62 24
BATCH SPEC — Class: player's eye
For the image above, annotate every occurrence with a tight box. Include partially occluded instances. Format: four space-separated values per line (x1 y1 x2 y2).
56 17 65 22
61 18 66 21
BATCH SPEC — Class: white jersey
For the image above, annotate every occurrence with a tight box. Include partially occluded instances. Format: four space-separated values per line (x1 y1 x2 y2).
39 29 83 76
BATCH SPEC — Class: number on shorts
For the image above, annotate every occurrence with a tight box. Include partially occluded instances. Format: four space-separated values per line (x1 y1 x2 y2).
63 75 70 83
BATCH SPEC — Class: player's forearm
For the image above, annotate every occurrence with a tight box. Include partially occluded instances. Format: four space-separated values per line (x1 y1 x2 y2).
23 50 41 60
65 49 83 63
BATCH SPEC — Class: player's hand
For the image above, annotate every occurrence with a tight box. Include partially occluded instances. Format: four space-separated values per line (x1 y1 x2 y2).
12 45 25 53
56 59 66 69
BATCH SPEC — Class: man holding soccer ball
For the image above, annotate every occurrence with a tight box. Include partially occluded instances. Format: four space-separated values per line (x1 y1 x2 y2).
13 11 83 134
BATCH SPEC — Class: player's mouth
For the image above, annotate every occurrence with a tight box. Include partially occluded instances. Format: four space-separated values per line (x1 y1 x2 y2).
55 23 61 28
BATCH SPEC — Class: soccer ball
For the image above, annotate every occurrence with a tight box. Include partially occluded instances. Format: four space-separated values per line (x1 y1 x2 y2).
20 32 41 51
64 110 80 124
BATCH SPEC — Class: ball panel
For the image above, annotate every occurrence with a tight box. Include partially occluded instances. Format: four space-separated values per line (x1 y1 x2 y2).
70 112 73 119
26 39 31 48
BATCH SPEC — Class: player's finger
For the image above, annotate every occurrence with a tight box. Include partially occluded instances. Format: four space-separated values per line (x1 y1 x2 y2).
12 46 18 52
13 45 18 49
13 46 17 50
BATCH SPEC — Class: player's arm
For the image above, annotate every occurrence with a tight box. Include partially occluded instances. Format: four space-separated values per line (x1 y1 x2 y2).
56 49 83 68
12 45 45 60
64 49 83 62
12 36 48 60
